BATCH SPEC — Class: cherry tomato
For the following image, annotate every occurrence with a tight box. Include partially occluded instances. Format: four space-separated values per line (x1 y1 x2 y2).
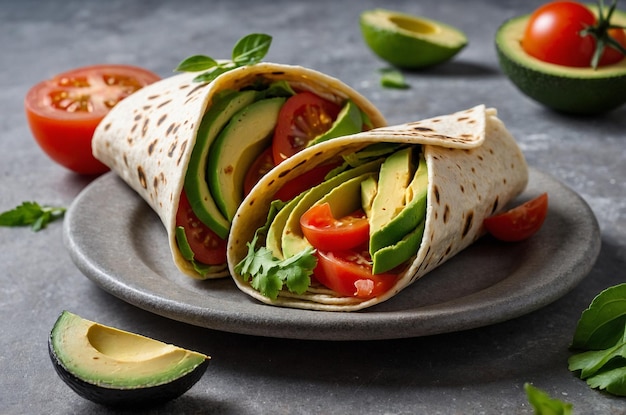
243 147 275 196
600 28 626 66
176 190 227 265
314 249 397 298
522 1 626 67
483 193 549 242
272 91 341 165
273 162 340 202
25 64 160 175
300 203 370 252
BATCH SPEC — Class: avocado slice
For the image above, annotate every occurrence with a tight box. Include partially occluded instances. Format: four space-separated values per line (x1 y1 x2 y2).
207 97 286 222
308 100 363 147
370 149 427 254
185 90 257 239
49 311 209 408
278 159 384 259
372 217 426 274
368 147 414 254
495 6 626 114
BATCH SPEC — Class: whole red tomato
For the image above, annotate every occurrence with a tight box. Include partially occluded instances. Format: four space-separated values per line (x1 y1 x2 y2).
522 1 626 67
25 64 160 175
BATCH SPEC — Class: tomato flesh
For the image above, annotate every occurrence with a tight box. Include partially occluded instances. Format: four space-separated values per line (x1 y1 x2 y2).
483 193 549 242
300 203 370 252
522 1 626 67
25 64 160 175
176 191 227 265
243 147 275 196
273 162 340 202
272 92 341 165
314 249 397 299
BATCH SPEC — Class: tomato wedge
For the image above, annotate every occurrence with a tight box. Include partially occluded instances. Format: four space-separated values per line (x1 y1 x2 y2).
314 249 397 298
272 92 341 165
176 191 227 265
243 147 275 196
25 64 160 175
300 203 369 252
483 193 549 242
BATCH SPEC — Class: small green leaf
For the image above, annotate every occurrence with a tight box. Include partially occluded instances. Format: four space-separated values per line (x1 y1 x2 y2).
586 365 626 396
524 383 573 415
192 65 234 83
232 33 272 66
379 68 409 89
0 202 65 231
174 55 219 72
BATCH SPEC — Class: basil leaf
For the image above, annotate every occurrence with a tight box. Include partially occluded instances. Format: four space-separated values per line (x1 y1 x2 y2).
232 33 272 66
192 66 234 83
175 55 219 72
0 201 65 231
571 283 626 350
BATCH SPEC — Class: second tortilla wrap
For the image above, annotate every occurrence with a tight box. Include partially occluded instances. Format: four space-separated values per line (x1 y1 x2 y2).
228 105 528 311
92 62 386 280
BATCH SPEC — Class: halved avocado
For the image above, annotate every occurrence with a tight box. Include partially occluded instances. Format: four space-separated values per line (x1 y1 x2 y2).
49 311 209 408
360 9 467 68
495 6 626 114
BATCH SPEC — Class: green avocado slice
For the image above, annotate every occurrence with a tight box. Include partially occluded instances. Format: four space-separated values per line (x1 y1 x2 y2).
308 100 363 147
207 97 286 222
184 90 257 239
278 158 384 259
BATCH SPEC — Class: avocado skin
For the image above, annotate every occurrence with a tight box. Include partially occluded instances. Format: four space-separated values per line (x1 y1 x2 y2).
495 15 626 114
48 338 209 408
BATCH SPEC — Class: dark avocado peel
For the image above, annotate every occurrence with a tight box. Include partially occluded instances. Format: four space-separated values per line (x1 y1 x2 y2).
48 311 209 408
495 5 626 114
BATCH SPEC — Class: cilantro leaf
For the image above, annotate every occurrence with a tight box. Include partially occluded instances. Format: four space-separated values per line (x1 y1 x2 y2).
0 201 65 231
379 68 409 89
175 33 272 83
235 200 316 300
524 383 573 415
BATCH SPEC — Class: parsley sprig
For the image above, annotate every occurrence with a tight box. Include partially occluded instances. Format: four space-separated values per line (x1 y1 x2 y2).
580 0 626 69
568 283 626 396
175 33 272 83
0 201 66 231
235 200 317 300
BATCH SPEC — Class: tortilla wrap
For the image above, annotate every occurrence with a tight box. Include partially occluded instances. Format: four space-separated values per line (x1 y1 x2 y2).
228 105 529 311
92 63 386 279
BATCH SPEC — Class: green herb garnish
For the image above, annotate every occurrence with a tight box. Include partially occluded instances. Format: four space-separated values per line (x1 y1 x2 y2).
379 68 409 89
175 33 272 83
568 283 626 396
235 200 317 300
524 383 573 415
0 201 66 231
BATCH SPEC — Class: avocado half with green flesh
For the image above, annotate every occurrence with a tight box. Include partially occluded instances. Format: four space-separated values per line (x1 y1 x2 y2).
49 311 209 408
495 6 626 114
360 9 467 68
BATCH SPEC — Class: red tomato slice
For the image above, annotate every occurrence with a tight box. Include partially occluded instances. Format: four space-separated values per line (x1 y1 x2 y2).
300 203 369 251
176 191 227 265
25 64 160 175
273 162 340 202
272 91 341 165
314 249 397 299
243 147 275 196
483 193 549 242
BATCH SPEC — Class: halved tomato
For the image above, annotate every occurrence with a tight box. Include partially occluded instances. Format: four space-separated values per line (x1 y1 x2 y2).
25 64 160 175
314 248 398 298
300 203 369 251
176 191 227 265
272 91 341 165
483 193 549 242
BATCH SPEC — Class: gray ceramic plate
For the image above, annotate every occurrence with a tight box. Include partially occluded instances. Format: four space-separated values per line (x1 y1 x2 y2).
63 169 600 340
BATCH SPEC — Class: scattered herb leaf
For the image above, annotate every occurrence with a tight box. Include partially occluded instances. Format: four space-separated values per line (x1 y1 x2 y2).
379 68 409 89
175 33 272 83
524 383 573 415
235 200 317 299
569 283 626 396
0 201 66 231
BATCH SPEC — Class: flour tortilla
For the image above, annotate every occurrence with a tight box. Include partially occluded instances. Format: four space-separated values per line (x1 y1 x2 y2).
228 105 529 310
92 63 386 279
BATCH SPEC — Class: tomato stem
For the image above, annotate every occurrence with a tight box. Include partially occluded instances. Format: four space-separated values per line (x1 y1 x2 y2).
580 0 626 69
